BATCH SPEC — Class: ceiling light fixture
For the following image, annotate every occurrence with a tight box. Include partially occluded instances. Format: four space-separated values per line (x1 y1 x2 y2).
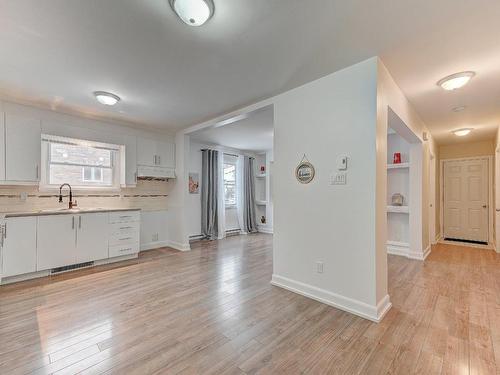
437 71 475 91
170 0 214 26
452 128 473 137
94 91 121 106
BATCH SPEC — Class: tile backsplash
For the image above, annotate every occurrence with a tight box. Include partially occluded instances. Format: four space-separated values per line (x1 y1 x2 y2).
0 180 172 213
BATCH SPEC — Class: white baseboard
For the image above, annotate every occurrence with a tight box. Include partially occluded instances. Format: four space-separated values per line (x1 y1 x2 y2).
271 274 391 323
140 241 170 251
387 241 430 261
141 240 191 252
167 240 191 251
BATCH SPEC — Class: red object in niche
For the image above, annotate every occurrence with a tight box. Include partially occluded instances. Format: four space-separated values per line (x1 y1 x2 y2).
260 165 265 172
393 152 401 164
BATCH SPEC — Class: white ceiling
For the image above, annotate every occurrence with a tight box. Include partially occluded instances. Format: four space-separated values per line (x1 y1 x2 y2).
0 1 499 143
191 107 273 152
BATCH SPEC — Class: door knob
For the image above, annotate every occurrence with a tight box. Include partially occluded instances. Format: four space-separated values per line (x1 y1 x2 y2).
482 205 487 208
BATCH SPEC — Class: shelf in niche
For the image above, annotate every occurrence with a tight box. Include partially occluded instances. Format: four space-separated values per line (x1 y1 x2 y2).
256 173 267 178
387 205 409 214
256 200 268 206
387 163 409 170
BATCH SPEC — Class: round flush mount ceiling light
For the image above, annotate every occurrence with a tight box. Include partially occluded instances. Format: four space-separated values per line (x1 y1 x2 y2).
452 128 473 137
170 0 214 26
437 71 475 91
94 91 120 106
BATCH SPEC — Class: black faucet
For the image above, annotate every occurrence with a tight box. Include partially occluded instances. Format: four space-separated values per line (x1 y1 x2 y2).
59 183 76 209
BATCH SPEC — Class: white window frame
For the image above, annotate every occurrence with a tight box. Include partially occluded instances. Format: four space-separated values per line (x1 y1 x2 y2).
40 134 121 192
223 162 237 208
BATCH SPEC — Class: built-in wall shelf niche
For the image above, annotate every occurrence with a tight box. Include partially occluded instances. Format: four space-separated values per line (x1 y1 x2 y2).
387 129 410 254
254 151 274 234
387 163 409 170
387 205 409 214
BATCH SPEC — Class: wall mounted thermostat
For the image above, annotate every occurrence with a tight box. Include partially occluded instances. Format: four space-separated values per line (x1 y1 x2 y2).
337 155 348 170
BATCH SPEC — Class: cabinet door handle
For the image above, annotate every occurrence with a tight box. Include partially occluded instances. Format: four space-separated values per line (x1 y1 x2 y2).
36 165 39 180
120 248 132 252
120 226 133 230
79 216 82 229
72 216 75 229
119 237 133 241
4 223 7 239
157 155 161 165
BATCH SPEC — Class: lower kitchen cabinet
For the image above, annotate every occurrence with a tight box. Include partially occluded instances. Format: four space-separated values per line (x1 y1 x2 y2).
2 217 37 278
76 213 108 262
37 215 77 270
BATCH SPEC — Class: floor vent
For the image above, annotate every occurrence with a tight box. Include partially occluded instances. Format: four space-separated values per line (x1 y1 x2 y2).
51 261 94 274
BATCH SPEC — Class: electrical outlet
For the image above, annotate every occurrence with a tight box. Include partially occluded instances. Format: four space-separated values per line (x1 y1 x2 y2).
316 261 324 274
152 233 159 242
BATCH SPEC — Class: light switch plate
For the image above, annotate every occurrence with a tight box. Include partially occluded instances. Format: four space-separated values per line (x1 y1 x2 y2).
337 155 348 170
331 173 347 185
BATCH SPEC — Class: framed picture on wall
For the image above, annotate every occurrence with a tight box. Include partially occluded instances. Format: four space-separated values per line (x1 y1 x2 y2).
189 173 199 194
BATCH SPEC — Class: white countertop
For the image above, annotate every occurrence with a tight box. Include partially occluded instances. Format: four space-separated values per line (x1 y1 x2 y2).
1 207 141 219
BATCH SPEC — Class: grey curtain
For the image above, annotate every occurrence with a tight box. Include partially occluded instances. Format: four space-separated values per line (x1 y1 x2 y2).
201 150 219 240
242 156 258 233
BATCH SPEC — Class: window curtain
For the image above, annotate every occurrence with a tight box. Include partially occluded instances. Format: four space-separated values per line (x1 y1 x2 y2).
201 149 220 240
236 156 245 233
241 156 258 233
217 152 226 239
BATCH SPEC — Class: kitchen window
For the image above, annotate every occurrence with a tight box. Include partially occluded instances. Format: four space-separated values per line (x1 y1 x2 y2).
40 135 120 190
223 162 236 206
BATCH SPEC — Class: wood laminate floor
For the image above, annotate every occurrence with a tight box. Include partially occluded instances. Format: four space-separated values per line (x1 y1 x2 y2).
1 234 499 374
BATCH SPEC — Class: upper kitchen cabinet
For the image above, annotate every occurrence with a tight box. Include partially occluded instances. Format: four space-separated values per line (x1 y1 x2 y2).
137 137 175 169
0 114 5 180
4 113 41 183
121 135 138 186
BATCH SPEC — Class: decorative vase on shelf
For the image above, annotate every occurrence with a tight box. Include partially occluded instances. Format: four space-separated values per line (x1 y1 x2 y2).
393 152 402 164
261 216 266 224
391 193 404 206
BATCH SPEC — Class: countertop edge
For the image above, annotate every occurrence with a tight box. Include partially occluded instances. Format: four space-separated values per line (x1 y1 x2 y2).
2 208 141 218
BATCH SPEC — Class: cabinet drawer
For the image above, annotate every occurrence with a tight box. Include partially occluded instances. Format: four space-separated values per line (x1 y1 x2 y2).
109 243 139 258
109 232 140 246
109 211 140 224
109 222 140 236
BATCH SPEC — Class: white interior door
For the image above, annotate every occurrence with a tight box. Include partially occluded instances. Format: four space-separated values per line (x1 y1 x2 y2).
443 158 488 243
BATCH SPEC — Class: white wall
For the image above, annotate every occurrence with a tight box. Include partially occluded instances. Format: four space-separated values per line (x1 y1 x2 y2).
272 58 386 321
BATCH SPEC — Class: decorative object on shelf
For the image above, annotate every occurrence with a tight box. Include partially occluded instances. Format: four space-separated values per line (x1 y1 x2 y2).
261 215 266 224
393 152 402 164
295 154 315 184
188 173 199 194
260 165 265 173
391 193 404 206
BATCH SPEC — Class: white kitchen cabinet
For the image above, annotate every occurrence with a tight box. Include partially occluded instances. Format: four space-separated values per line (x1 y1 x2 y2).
157 140 175 168
137 137 175 168
0 113 5 180
5 114 41 182
37 215 77 270
76 213 109 263
137 137 157 167
122 135 138 186
2 217 37 278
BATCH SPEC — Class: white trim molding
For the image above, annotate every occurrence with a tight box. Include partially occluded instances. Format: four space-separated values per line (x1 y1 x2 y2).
271 274 392 323
387 241 431 260
167 240 191 251
140 241 170 251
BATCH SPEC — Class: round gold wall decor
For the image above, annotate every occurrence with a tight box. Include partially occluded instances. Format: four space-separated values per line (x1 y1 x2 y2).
295 161 315 184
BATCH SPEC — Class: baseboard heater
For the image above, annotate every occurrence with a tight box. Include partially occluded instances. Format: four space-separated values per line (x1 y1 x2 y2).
51 261 94 275
444 238 488 246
